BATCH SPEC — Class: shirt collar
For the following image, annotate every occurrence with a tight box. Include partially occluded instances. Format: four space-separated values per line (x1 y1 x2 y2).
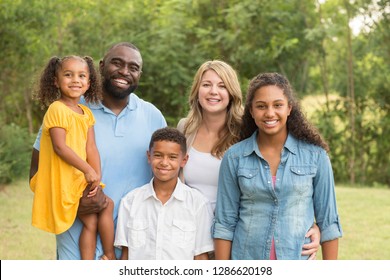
243 130 261 157
243 130 299 157
86 93 137 111
142 177 186 202
284 133 298 155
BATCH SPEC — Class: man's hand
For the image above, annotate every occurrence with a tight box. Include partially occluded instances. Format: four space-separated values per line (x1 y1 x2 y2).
78 184 108 215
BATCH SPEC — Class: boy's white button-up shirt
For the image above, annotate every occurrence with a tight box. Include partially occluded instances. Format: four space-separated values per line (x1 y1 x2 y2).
115 178 214 260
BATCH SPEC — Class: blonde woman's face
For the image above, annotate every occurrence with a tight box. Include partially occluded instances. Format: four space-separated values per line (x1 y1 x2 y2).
198 70 230 115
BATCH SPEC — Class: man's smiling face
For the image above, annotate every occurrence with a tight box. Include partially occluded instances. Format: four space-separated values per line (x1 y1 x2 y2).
100 45 143 99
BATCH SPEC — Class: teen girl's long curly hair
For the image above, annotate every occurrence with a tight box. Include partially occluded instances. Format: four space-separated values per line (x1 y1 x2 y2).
33 55 102 109
240 72 329 152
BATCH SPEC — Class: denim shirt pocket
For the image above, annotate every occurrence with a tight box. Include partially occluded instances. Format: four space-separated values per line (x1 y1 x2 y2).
127 219 148 248
290 166 317 195
237 168 259 195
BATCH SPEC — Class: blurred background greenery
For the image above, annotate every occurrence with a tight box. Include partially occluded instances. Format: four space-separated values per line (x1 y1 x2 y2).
0 0 389 260
1 0 389 187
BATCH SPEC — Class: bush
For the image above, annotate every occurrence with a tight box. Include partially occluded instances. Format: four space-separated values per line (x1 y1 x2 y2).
0 123 34 184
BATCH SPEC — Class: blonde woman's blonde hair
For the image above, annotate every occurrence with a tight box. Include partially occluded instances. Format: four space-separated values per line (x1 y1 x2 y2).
183 60 243 158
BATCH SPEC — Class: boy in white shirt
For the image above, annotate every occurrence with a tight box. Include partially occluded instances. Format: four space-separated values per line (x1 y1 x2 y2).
115 127 214 260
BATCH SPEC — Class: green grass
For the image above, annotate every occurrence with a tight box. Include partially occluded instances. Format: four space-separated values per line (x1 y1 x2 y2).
333 185 390 260
0 180 56 260
1 180 389 259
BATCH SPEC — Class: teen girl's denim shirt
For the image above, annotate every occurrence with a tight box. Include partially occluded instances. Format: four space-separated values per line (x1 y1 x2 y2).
212 131 342 260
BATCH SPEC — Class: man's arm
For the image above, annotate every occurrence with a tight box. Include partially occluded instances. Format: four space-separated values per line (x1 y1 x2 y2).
78 184 108 215
194 252 209 260
120 247 128 260
29 148 39 181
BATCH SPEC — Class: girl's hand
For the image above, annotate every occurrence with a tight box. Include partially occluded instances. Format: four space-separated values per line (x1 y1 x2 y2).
87 185 98 197
302 223 320 259
84 168 99 185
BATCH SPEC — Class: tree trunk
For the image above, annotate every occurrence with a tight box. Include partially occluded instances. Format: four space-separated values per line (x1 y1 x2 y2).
345 0 356 185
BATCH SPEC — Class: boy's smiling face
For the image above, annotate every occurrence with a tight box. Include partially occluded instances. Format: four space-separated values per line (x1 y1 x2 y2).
147 140 188 184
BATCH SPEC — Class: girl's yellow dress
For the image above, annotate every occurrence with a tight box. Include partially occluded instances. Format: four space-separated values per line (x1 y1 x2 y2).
30 101 95 234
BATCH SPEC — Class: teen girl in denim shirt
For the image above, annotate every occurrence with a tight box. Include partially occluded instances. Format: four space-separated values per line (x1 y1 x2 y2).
213 73 342 260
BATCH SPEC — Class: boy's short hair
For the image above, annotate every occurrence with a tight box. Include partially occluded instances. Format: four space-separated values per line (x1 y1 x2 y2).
149 127 187 154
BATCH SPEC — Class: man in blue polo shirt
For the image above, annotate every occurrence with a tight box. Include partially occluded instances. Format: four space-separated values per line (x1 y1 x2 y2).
29 42 167 259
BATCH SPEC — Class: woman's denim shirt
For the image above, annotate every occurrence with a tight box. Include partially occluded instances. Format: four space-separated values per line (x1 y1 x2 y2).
212 131 342 260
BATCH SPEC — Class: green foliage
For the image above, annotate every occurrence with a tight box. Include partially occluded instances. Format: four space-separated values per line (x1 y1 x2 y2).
311 95 389 186
0 123 34 184
0 0 389 185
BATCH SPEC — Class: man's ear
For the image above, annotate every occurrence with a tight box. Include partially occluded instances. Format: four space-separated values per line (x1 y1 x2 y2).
99 60 104 74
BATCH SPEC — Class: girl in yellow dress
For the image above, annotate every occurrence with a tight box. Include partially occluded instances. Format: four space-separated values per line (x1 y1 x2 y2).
30 55 115 260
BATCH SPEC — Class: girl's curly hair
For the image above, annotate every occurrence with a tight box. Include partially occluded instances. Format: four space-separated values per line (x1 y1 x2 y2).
240 72 329 152
33 55 102 109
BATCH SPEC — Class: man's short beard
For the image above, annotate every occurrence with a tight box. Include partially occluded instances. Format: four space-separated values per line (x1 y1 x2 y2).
103 79 138 99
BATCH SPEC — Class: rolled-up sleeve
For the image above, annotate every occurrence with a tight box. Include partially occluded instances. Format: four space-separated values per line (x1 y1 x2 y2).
212 150 241 241
313 150 343 243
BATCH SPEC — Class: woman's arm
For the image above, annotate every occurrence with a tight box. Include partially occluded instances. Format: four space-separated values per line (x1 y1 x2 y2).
214 239 232 260
321 239 339 260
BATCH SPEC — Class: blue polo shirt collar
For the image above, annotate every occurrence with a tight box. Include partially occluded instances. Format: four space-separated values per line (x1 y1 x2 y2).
87 93 138 112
